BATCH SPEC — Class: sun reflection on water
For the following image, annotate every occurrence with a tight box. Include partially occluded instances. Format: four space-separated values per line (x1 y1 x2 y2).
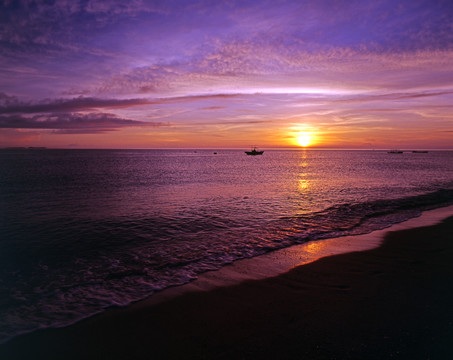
298 178 310 190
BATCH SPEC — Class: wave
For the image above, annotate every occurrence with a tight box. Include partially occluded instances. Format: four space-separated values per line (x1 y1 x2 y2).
287 187 453 241
1 187 453 344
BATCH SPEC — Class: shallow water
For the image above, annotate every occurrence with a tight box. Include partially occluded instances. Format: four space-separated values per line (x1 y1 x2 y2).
1 149 453 342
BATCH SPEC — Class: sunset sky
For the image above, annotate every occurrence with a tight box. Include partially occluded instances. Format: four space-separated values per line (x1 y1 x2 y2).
1 0 452 149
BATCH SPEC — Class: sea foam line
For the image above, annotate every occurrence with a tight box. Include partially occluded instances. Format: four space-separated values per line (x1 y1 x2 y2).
129 204 453 310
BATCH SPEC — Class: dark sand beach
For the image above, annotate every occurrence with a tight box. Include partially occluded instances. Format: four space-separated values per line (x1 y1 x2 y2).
2 215 453 360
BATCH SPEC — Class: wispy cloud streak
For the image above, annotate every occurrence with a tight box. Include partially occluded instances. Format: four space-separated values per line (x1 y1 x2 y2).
0 97 151 114
0 113 166 133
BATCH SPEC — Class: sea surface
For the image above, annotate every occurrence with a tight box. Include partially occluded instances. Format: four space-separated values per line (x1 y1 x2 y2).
1 149 453 343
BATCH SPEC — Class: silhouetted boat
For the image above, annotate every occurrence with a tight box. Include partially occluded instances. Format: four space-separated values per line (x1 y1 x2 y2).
245 146 264 155
388 149 403 154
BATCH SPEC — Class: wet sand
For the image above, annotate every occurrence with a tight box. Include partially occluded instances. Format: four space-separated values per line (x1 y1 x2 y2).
2 210 453 359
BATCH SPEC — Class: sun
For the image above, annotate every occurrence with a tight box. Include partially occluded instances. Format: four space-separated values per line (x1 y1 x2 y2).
297 133 312 147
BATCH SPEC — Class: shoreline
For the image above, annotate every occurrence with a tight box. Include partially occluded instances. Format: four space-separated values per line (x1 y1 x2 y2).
134 204 453 308
2 205 453 359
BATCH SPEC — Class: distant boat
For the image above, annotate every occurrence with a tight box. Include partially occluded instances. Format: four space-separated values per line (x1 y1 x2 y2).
388 149 403 154
412 150 428 153
245 146 264 155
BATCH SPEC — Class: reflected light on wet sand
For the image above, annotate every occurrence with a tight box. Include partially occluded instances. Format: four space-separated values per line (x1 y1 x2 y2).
303 240 332 255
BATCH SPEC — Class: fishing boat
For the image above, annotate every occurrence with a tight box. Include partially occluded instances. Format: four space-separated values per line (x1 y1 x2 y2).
245 146 264 155
388 149 403 154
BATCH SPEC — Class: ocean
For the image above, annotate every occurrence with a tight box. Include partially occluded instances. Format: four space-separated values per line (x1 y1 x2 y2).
1 149 452 343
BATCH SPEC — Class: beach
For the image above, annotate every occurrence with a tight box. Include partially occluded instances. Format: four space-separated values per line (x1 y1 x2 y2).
2 207 453 359
2 0 453 357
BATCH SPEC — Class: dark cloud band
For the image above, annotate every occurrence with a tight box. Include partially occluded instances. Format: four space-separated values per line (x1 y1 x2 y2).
0 112 167 133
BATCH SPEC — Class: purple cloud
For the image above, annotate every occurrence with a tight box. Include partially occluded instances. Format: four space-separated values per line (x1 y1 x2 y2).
0 92 19 106
0 112 167 133
0 94 245 118
333 90 453 105
0 97 151 114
